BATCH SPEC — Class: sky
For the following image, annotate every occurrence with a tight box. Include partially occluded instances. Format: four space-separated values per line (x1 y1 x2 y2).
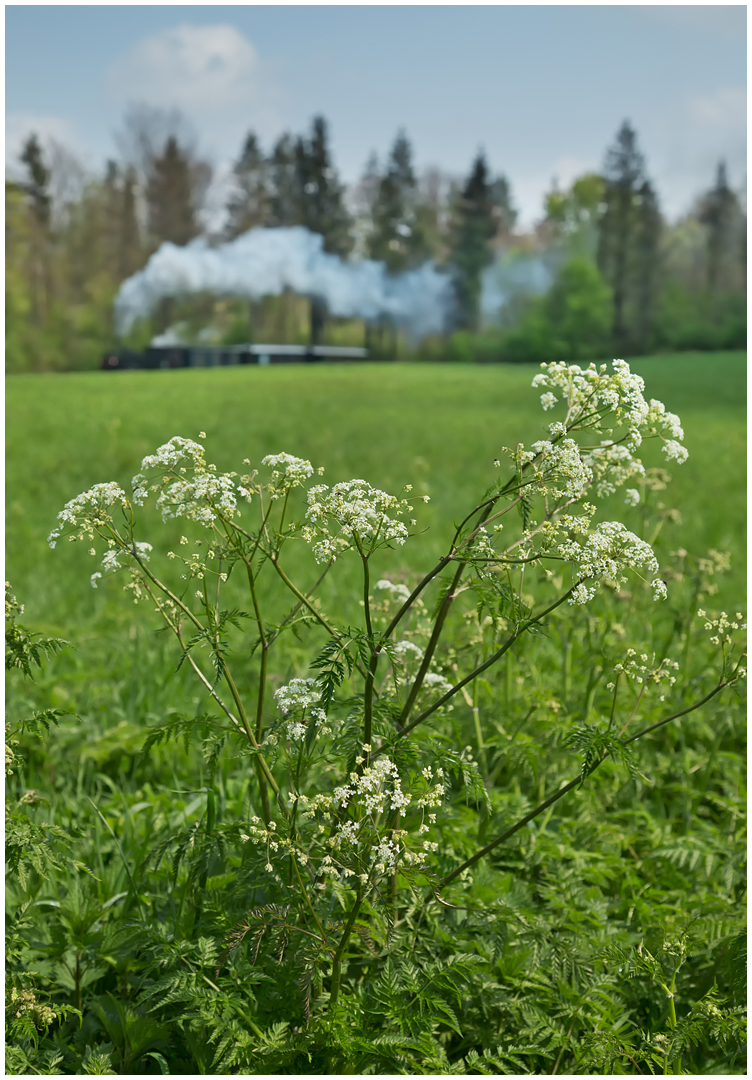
5 4 747 227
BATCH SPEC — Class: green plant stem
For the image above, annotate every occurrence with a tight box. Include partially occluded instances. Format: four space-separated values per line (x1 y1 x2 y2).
439 670 738 888
246 561 272 824
329 892 364 1008
359 546 378 749
399 561 465 728
222 664 288 818
390 584 578 747
137 571 278 819
269 555 337 635
664 968 679 1075
398 496 506 728
268 553 375 688
291 853 328 943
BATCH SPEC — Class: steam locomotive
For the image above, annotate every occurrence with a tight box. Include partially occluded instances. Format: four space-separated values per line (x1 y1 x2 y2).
101 343 372 370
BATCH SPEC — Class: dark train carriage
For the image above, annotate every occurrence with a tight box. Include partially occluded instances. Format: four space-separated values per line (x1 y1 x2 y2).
101 344 373 370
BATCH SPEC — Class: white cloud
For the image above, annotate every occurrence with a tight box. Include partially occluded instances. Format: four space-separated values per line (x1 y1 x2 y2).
689 88 746 132
107 24 261 114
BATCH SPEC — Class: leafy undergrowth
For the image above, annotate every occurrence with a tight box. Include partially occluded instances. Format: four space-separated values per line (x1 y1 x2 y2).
7 575 746 1073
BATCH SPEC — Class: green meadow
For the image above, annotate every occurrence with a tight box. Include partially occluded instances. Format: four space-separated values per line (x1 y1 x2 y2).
6 351 747 632
6 353 747 1074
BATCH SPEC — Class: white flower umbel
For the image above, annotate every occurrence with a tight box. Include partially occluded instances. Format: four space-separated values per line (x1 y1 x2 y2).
48 482 129 548
393 640 424 662
262 453 315 498
375 579 411 601
90 542 153 588
583 442 646 499
274 678 327 741
557 521 665 606
302 479 412 563
421 672 455 695
531 359 689 464
131 435 241 526
518 438 593 499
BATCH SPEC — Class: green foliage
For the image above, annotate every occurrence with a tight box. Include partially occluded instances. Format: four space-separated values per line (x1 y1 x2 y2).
499 256 613 364
6 357 746 1073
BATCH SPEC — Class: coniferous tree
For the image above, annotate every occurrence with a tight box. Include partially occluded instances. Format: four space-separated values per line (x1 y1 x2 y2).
20 134 51 229
146 136 207 247
697 161 740 294
226 132 270 239
368 131 430 273
633 179 662 352
268 133 300 228
490 175 518 238
295 115 353 258
597 120 649 349
448 152 498 330
19 134 52 325
352 152 381 256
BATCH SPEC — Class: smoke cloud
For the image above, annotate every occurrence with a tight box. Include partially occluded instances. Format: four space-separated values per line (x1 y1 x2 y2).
114 226 454 339
480 251 556 326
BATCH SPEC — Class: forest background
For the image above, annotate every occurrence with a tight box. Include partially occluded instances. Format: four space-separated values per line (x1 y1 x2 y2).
5 105 747 374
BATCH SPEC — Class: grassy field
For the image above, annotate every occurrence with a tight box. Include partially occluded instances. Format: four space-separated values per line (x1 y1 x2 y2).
6 350 747 633
6 352 747 1073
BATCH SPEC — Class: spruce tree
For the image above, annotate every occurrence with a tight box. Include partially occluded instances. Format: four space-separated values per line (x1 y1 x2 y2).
597 120 648 349
19 134 52 325
448 152 498 331
296 115 353 258
698 161 740 293
490 175 517 237
633 179 662 353
268 134 299 228
226 132 270 239
146 136 204 247
20 134 51 229
368 130 430 273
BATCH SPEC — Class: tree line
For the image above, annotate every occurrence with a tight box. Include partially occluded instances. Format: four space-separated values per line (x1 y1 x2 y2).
5 107 746 371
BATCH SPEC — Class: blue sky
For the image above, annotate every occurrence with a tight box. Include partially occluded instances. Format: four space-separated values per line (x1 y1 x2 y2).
5 5 747 225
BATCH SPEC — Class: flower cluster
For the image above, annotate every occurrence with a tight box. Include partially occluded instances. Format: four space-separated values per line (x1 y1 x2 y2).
262 453 315 498
697 609 746 647
333 756 410 817
8 987 56 1028
583 441 646 500
517 438 593 499
48 482 129 548
606 650 679 693
393 640 424 662
421 672 455 696
132 436 240 526
273 678 328 740
90 541 153 589
557 521 665 606
241 755 445 884
527 361 688 502
302 480 415 563
375 579 411 602
532 359 686 449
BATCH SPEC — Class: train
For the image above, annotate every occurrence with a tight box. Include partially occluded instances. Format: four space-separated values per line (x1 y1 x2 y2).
101 343 375 370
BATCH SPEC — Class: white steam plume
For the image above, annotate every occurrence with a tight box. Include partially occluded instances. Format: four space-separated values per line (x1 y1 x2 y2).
114 226 453 340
